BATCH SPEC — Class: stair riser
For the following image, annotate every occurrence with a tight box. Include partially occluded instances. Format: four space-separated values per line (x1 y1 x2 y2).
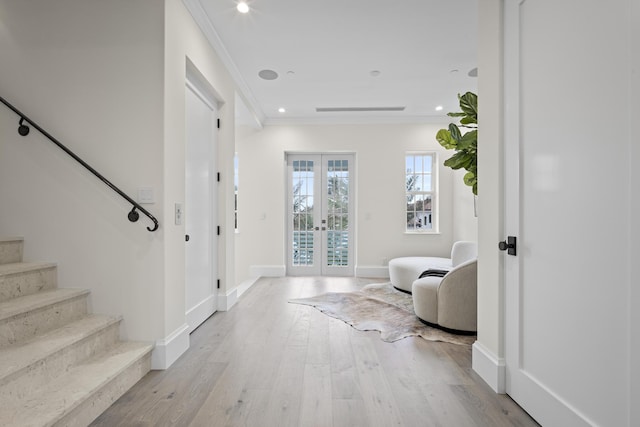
0 322 121 405
0 266 57 302
0 240 23 265
0 296 88 347
56 351 152 427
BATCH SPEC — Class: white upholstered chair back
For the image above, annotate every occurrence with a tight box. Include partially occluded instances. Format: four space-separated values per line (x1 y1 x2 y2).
450 241 478 267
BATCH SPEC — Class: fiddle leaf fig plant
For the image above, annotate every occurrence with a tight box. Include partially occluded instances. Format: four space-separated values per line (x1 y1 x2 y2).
436 91 478 195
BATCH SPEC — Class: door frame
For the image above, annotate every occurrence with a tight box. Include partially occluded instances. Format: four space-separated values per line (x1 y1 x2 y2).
285 152 356 276
184 77 218 334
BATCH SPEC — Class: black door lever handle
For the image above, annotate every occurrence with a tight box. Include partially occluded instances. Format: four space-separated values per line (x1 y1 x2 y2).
498 236 517 256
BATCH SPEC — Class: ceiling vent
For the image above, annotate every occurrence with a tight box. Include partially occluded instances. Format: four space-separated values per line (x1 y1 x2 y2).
316 106 405 113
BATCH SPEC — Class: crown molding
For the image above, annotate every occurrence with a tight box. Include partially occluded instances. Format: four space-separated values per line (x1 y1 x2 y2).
182 0 265 126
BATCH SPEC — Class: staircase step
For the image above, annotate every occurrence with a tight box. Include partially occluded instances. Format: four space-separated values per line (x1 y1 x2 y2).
0 314 122 404
0 288 89 347
0 238 23 265
0 262 58 302
0 340 153 427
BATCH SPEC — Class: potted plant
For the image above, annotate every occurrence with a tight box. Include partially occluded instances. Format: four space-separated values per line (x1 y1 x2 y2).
436 92 477 196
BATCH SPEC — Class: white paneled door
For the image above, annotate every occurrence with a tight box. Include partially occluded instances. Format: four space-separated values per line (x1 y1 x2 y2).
287 154 354 276
503 1 632 426
185 82 218 334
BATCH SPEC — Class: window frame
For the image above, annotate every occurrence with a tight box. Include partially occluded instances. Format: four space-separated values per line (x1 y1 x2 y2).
234 153 239 232
405 151 438 234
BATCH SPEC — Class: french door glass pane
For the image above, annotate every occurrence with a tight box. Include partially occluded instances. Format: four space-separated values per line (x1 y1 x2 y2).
326 159 349 266
292 160 314 266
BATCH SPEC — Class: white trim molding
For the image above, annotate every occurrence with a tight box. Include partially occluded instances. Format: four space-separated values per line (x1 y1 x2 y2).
472 341 506 393
217 287 238 312
249 265 286 277
355 266 390 279
236 277 260 298
186 294 217 334
151 323 190 370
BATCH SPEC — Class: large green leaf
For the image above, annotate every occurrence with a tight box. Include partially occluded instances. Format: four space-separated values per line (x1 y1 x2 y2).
448 123 462 141
459 92 477 117
460 115 477 125
457 129 477 150
436 129 457 150
463 171 476 186
444 151 473 170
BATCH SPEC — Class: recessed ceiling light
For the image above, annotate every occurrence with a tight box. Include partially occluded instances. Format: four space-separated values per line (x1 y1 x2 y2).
370 70 381 77
258 69 279 80
278 107 286 113
237 2 249 13
435 105 444 111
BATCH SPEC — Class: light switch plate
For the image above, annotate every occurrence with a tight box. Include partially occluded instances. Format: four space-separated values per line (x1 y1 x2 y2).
138 187 154 204
175 203 183 225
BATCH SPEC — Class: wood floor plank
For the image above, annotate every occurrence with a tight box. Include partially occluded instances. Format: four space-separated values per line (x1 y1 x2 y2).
299 364 333 427
350 335 405 427
91 277 539 427
332 399 368 427
262 344 308 427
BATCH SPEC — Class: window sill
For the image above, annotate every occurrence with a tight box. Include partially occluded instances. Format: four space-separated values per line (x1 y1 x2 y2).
404 231 441 235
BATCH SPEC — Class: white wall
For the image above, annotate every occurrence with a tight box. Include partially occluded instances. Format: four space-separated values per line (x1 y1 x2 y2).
163 0 237 351
0 0 239 369
475 0 504 372
234 123 478 284
0 0 166 342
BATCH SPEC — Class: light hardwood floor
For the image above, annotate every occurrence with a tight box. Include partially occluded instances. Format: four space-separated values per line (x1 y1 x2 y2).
91 277 539 427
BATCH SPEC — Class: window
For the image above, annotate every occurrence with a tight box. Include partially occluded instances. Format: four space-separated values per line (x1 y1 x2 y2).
406 153 437 232
234 153 239 231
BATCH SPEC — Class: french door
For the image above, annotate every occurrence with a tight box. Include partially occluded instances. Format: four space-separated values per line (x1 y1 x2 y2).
287 154 354 276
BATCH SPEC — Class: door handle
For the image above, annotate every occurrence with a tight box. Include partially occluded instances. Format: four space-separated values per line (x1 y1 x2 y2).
498 236 517 256
185 234 190 242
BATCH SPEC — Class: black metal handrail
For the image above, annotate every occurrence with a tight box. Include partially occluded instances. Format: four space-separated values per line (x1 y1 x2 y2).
0 96 159 232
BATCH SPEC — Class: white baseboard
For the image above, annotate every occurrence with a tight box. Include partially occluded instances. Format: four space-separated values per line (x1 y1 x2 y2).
355 266 390 278
151 323 190 370
237 277 260 298
186 294 216 334
249 265 285 277
217 288 238 311
472 341 505 393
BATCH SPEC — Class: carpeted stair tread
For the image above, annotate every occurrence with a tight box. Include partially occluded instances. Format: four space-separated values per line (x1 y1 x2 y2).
0 340 153 427
0 314 122 385
0 288 89 323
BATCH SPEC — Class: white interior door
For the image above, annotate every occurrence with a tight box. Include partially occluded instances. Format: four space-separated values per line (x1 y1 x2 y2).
185 82 218 334
287 154 354 276
503 1 632 426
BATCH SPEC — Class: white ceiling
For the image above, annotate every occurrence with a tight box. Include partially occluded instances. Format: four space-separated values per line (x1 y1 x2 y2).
184 0 478 126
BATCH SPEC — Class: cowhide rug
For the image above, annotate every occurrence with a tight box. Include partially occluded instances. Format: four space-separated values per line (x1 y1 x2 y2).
289 282 475 345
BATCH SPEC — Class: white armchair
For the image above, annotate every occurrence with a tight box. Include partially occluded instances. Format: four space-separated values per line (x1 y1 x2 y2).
412 258 477 333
